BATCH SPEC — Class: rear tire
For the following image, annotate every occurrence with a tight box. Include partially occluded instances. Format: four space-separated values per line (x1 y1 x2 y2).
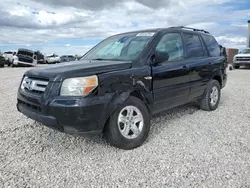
200 80 221 111
104 96 150 150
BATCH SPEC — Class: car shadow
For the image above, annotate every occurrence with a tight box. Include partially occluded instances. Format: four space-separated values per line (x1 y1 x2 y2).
237 66 250 70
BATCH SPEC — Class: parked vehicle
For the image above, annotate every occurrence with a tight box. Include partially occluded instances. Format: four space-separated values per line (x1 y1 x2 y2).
0 53 5 67
233 48 250 69
219 45 228 67
17 26 227 149
3 51 16 66
45 54 61 64
36 51 45 64
60 55 76 62
12 49 37 67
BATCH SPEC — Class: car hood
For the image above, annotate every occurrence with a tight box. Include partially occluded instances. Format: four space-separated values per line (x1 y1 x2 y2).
25 60 132 81
235 53 250 57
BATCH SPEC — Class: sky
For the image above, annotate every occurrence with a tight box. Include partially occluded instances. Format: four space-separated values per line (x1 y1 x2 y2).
0 0 250 55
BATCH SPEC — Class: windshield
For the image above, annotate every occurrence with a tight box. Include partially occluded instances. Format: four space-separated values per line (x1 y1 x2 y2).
240 49 250 54
82 32 155 61
17 50 33 57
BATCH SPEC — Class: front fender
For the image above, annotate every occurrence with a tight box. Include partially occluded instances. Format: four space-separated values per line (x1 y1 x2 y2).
99 88 153 130
97 66 153 130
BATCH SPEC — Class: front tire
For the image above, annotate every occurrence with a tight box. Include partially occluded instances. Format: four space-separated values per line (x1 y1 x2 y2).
200 80 221 111
104 96 150 150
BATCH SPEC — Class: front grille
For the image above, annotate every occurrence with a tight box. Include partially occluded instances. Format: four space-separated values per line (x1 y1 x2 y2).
236 57 250 61
19 57 33 63
18 100 41 113
21 76 49 95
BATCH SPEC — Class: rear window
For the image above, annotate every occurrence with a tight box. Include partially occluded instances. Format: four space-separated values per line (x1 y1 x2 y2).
183 33 204 58
202 35 220 57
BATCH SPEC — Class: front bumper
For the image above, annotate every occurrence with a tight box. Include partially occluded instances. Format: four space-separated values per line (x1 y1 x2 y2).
13 60 36 67
233 61 250 66
17 89 113 135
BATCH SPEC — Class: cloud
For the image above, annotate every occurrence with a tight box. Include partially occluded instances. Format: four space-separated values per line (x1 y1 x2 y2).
0 0 249 54
40 45 94 56
30 0 126 10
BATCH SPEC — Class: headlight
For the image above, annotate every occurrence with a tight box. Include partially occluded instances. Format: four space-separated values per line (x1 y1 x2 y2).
233 56 236 61
60 75 98 96
14 56 18 60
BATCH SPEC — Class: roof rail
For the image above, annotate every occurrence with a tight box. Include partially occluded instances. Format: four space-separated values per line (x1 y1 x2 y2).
170 26 210 34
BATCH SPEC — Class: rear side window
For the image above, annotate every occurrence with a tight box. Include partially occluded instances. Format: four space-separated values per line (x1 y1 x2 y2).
183 33 204 58
202 35 220 57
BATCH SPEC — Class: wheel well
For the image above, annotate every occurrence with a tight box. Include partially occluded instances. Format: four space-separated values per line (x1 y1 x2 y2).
130 90 152 115
130 90 144 101
103 91 151 132
213 75 222 87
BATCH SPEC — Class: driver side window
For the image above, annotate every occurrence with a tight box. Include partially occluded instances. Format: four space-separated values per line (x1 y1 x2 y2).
156 33 184 62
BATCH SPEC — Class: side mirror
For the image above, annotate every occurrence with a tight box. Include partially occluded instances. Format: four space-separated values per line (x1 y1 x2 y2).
13 52 16 55
155 51 169 63
34 55 37 60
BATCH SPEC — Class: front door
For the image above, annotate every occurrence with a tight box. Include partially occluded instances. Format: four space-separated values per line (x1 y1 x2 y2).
152 32 190 114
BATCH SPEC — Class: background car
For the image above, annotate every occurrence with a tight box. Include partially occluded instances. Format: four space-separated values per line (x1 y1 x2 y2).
60 55 76 62
36 51 45 64
0 53 5 67
233 48 250 69
12 48 38 67
45 54 61 64
3 51 17 66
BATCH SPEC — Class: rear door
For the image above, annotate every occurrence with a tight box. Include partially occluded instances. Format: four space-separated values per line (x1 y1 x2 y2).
152 32 191 113
202 34 224 72
182 32 213 101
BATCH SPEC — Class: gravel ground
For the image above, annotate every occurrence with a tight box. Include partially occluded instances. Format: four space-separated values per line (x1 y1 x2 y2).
0 65 250 188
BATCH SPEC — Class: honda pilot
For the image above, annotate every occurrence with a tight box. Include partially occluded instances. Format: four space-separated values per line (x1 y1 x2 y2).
17 27 227 149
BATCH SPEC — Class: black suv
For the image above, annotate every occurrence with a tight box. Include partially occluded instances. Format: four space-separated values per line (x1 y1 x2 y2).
17 27 227 149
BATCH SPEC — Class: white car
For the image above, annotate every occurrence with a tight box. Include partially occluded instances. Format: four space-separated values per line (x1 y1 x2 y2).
45 54 61 64
3 51 17 66
233 48 250 69
12 49 37 67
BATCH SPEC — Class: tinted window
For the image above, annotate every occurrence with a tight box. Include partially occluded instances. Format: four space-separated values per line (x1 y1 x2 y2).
156 33 184 61
202 35 220 57
183 33 204 58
